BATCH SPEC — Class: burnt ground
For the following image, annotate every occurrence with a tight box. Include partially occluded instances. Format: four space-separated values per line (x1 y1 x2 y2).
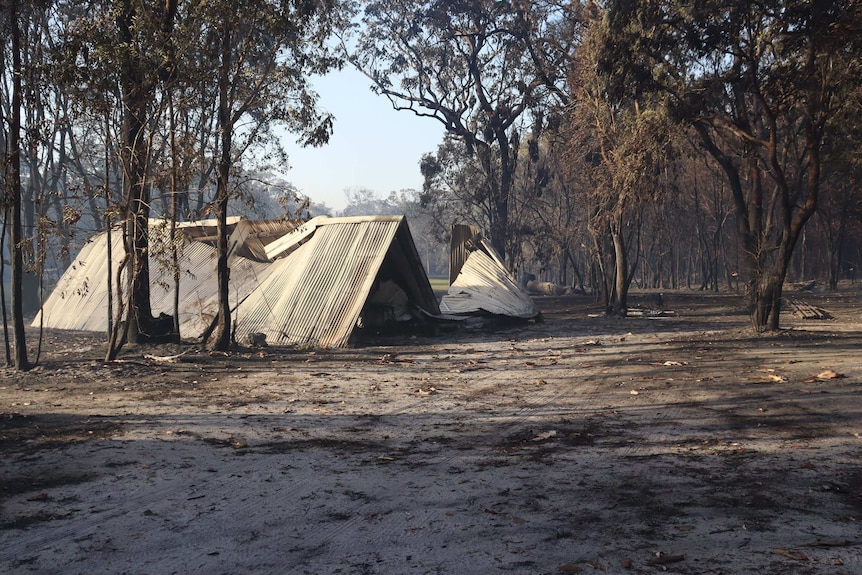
1 289 861 574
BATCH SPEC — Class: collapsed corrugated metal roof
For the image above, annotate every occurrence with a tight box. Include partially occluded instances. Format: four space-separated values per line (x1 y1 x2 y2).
440 225 539 319
177 217 304 262
35 215 440 348
449 223 479 284
33 229 125 332
233 216 440 348
34 223 270 337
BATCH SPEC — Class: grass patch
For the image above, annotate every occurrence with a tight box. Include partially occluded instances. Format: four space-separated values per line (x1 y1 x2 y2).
428 277 449 294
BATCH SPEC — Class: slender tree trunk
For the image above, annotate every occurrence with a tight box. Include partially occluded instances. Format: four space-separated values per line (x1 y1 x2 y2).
168 90 181 339
8 0 31 370
611 229 628 316
591 234 610 307
105 105 114 338
566 250 586 294
827 187 850 291
211 16 233 352
1 28 10 366
1 206 10 366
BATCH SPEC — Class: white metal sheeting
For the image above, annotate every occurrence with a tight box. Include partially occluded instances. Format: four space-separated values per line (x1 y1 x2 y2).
33 231 126 332
233 216 426 348
156 243 271 338
35 215 440 347
440 244 538 319
33 227 270 338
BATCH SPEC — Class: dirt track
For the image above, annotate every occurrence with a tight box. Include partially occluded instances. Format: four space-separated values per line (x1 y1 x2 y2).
2 291 861 574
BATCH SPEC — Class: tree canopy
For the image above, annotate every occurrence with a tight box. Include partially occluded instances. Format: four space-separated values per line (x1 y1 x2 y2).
597 0 862 329
351 0 574 262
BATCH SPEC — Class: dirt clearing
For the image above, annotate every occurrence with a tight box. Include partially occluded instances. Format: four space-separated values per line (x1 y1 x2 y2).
2 291 861 574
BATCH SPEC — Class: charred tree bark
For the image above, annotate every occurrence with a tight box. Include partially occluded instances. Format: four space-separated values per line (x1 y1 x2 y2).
210 15 233 352
610 229 628 316
7 0 31 370
117 0 155 344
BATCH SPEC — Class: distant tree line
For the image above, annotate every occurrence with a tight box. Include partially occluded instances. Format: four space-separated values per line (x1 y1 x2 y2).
340 187 449 277
2 0 861 369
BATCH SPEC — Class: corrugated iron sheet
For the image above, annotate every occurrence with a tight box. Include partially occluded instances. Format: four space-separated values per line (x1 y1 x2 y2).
34 226 269 338
36 215 439 348
449 224 480 284
440 247 538 318
233 217 414 348
32 230 126 332
150 241 270 338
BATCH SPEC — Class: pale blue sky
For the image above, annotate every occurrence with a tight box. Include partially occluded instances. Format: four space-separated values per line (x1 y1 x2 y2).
280 67 445 211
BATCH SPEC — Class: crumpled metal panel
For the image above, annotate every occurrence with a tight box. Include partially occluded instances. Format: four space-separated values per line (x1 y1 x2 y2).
34 226 270 338
440 246 538 319
228 219 305 262
36 216 438 348
449 224 480 284
233 218 403 348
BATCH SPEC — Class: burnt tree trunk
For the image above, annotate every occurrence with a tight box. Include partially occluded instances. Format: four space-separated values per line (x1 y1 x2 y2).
117 0 155 344
610 229 628 316
8 0 31 370
210 15 233 352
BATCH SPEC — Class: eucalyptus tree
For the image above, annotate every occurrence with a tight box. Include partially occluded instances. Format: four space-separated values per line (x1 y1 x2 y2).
60 0 180 353
566 7 677 315
600 0 862 330
341 187 400 216
1 0 31 369
200 0 344 351
419 136 496 239
117 0 178 347
351 0 576 265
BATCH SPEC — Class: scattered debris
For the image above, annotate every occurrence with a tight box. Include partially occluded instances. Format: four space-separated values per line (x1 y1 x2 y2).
627 308 676 317
246 332 268 347
532 430 557 441
788 299 832 320
751 370 789 384
646 552 685 566
803 369 846 383
773 548 810 561
143 350 194 363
